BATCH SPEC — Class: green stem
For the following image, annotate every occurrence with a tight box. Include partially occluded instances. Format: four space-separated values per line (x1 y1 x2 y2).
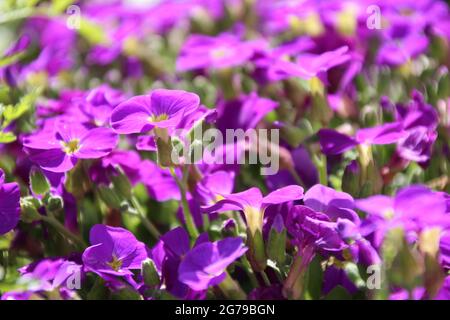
241 256 259 288
41 215 86 250
233 211 246 235
260 270 271 286
130 196 161 239
170 168 199 239
202 213 210 233
314 154 328 185
218 272 246 300
0 8 34 24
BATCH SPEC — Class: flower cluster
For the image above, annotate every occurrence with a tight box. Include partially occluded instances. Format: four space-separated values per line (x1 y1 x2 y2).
0 0 449 300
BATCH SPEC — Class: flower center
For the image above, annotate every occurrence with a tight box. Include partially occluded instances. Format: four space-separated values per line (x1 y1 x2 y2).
107 255 123 272
149 113 169 122
211 47 231 60
215 194 225 202
383 209 395 220
61 139 80 155
287 13 324 37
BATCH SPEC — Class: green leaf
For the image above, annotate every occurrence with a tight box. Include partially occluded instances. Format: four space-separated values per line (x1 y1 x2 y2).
0 51 26 68
78 18 108 45
2 91 36 127
0 131 16 143
51 0 75 14
305 256 324 300
324 285 352 300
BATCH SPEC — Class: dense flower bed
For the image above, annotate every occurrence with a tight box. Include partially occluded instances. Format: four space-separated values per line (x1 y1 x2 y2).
0 0 449 300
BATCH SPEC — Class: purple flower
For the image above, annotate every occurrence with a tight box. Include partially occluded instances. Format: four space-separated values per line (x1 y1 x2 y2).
178 237 247 291
140 160 180 202
1 258 83 300
287 205 347 252
257 0 324 35
111 89 200 134
304 184 359 223
19 17 76 79
79 85 126 127
204 185 303 270
215 93 278 132
203 186 304 225
252 37 315 84
287 185 380 267
377 34 428 66
356 185 450 248
317 128 358 155
23 119 118 173
0 169 21 235
176 33 265 72
264 46 351 83
393 91 439 163
267 145 319 190
318 122 407 155
376 10 429 67
89 150 144 186
397 126 437 163
435 276 450 300
82 225 148 278
158 227 208 298
156 227 246 295
0 35 30 86
195 170 235 207
440 232 450 271
323 266 358 296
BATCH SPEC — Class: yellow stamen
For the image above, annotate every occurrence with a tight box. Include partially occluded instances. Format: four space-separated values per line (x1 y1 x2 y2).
215 194 225 202
288 13 324 37
382 209 395 220
61 139 80 155
211 47 231 60
107 255 123 272
149 113 169 123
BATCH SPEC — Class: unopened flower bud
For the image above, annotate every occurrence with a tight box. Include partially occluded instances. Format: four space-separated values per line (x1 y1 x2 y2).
244 207 267 271
343 262 365 289
30 166 50 195
342 160 361 196
281 119 313 148
266 214 287 266
46 195 64 212
142 259 160 287
20 196 42 223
